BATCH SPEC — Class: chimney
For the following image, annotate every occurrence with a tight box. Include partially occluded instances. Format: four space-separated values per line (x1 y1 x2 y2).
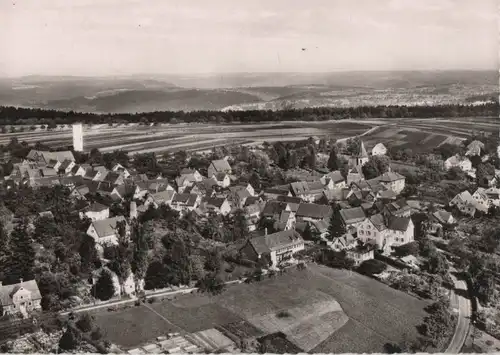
265 228 267 236
130 201 137 220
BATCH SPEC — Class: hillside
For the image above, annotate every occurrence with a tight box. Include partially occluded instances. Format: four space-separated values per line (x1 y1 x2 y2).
0 71 497 113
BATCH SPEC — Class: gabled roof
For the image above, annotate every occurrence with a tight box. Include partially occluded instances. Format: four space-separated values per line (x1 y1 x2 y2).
248 229 303 255
378 172 405 183
90 216 127 238
87 202 109 213
296 203 332 220
323 188 350 201
172 193 198 206
452 190 474 204
368 213 387 231
388 215 412 232
103 171 122 184
432 210 453 224
378 189 397 200
276 195 303 204
0 280 42 306
372 143 387 153
340 207 366 224
467 140 485 150
38 151 75 163
213 172 228 181
151 190 176 204
324 171 344 184
262 201 289 217
59 159 73 170
204 197 227 209
210 159 232 173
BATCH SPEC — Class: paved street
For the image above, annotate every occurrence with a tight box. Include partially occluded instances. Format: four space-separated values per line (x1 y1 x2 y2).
445 271 471 353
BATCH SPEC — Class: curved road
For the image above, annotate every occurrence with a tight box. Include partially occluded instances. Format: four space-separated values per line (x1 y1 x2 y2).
445 270 471 353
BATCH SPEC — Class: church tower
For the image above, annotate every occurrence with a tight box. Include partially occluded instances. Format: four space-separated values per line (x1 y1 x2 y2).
72 123 83 152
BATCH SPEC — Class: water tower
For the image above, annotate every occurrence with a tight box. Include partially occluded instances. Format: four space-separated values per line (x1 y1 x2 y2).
73 123 83 152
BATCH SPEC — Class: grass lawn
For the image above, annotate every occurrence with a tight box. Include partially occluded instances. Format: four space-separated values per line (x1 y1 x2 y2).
92 264 430 352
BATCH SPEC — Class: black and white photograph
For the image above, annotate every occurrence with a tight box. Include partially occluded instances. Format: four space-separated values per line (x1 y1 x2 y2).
0 0 498 353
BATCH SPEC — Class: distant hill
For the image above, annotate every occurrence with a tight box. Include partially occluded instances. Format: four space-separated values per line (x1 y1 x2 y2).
0 71 497 113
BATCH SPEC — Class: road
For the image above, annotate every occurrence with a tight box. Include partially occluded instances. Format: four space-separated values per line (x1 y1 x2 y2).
445 270 471 353
60 279 244 316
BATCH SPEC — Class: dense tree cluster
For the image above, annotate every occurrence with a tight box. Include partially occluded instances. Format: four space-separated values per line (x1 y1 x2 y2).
0 103 497 126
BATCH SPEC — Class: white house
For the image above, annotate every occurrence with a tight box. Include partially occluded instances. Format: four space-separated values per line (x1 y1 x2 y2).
449 190 487 216
346 244 375 266
485 187 500 207
240 229 305 268
170 193 201 214
207 159 232 178
87 216 129 247
0 279 42 317
356 213 414 250
466 140 485 157
147 190 177 208
472 188 491 211
211 173 231 188
347 166 365 185
371 143 388 156
377 172 406 194
444 155 472 172
79 202 110 221
202 197 231 216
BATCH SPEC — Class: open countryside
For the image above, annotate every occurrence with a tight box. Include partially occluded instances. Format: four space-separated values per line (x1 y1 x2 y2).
1 116 498 156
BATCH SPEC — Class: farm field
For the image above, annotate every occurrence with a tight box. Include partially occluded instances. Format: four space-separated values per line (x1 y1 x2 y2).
91 264 429 353
0 117 496 156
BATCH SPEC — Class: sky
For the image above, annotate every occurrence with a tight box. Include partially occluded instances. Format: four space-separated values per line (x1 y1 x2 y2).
0 0 498 76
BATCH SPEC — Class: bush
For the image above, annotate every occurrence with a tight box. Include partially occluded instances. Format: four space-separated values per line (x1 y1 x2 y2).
75 313 94 333
357 259 387 276
148 297 156 304
91 327 103 341
59 328 79 351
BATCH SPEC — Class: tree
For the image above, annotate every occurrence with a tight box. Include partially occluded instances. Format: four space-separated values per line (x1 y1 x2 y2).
109 220 132 295
4 219 35 285
421 298 454 347
476 162 495 187
327 145 340 171
229 209 249 242
196 273 226 296
328 204 345 240
424 251 449 277
59 327 79 351
188 254 206 281
76 313 94 333
131 222 149 290
92 270 116 301
204 250 223 273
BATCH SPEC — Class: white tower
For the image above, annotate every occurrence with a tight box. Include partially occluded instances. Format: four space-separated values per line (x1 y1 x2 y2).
73 123 83 152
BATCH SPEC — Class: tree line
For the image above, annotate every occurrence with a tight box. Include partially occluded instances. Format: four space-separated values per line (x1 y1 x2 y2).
0 103 498 126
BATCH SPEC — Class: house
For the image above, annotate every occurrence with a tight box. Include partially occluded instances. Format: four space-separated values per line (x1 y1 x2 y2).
273 210 296 231
207 159 232 177
0 279 42 317
111 163 131 178
80 202 110 221
38 211 54 219
485 187 500 207
262 187 292 199
321 188 351 203
472 187 491 211
26 150 75 165
86 216 128 247
179 168 203 182
376 189 398 201
339 207 366 233
175 174 200 192
92 267 137 297
382 198 412 217
275 195 301 213
372 143 387 156
449 190 487 216
444 155 472 172
431 210 456 225
202 197 231 216
262 201 292 219
228 184 255 208
377 172 406 194
321 171 346 189
59 159 76 174
102 171 125 186
96 182 123 201
290 181 325 202
347 166 365 185
170 193 201 213
346 243 375 266
244 203 262 232
347 189 376 207
239 229 305 268
41 168 58 178
295 203 332 222
466 140 485 157
356 213 414 250
71 184 91 200
330 233 358 252
211 172 231 188
147 190 177 208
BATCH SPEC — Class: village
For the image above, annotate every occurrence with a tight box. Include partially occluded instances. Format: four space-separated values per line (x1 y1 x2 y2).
0 123 500 354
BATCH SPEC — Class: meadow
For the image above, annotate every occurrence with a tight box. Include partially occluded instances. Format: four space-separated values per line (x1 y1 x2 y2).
92 264 429 353
0 117 496 157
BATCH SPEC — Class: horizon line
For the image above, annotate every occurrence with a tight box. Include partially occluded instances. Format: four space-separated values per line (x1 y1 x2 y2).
2 68 498 79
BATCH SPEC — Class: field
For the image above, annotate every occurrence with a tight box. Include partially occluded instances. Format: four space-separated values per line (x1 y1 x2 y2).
92 264 429 353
